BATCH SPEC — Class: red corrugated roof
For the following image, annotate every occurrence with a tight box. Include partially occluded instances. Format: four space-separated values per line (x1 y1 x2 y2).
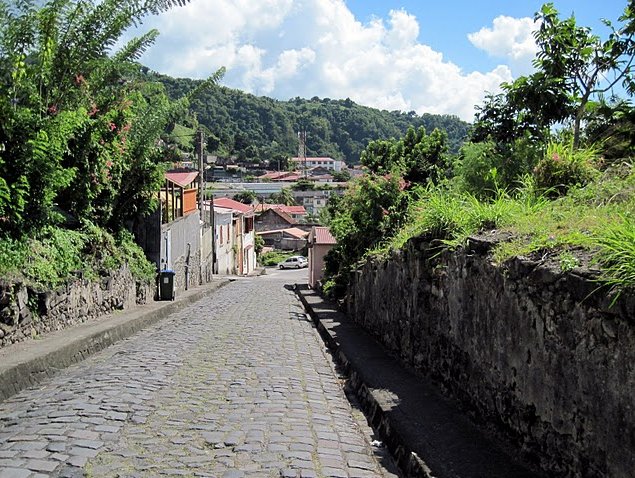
284 227 310 239
256 204 306 215
260 171 293 180
254 203 276 213
213 197 254 214
166 171 199 187
279 205 306 215
257 227 309 239
273 174 301 182
311 226 336 245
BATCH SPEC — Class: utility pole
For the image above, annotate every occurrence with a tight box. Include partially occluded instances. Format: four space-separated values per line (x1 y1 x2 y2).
198 130 217 276
197 130 205 222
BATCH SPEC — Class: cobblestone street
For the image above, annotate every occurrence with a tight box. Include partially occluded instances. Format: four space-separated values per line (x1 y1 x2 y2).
0 270 397 478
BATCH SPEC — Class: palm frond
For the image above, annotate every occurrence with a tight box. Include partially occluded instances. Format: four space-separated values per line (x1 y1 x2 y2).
187 67 226 101
114 29 160 63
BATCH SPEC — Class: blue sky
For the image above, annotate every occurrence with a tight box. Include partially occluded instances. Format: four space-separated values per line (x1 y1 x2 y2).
132 0 629 121
347 1 625 73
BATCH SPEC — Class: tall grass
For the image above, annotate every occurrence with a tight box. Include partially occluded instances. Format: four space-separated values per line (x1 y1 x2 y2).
375 181 549 256
594 217 635 300
370 167 635 294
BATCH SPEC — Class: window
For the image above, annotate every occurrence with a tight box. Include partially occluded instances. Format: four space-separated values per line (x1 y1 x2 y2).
244 216 254 233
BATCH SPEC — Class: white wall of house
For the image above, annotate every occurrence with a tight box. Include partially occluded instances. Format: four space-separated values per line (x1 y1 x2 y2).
290 158 344 172
241 218 256 275
209 203 257 276
214 209 235 275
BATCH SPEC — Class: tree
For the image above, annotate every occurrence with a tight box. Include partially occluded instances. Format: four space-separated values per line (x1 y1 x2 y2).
0 0 195 236
533 2 635 148
269 188 295 205
322 127 449 296
361 126 449 185
331 169 352 182
473 2 635 149
233 190 257 204
292 179 315 191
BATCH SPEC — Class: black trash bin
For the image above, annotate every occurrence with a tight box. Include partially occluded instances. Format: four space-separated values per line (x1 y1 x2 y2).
159 269 175 301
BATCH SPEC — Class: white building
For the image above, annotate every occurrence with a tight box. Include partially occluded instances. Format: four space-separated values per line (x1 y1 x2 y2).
204 198 257 276
289 157 345 172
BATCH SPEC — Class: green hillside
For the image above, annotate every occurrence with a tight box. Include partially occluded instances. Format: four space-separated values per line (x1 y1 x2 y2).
154 74 469 165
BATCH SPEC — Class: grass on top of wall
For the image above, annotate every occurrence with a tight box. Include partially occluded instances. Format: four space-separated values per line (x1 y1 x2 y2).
370 165 635 295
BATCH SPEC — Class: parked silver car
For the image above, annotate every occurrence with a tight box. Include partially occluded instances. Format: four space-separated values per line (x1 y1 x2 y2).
278 256 308 269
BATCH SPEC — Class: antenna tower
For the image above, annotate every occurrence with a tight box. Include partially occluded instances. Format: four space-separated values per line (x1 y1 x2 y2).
297 130 307 178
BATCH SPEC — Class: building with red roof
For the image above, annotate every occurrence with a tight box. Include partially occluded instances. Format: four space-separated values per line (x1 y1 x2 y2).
213 197 255 216
211 197 256 275
308 226 337 289
257 227 309 251
254 203 307 221
162 170 199 224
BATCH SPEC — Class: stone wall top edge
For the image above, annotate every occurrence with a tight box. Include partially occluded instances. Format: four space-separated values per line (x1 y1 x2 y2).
359 232 633 322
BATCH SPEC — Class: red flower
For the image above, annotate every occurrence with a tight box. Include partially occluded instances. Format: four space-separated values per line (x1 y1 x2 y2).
108 122 117 131
88 104 99 117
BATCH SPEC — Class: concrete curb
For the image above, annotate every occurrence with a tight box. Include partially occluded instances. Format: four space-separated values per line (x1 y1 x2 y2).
296 284 543 478
0 279 231 403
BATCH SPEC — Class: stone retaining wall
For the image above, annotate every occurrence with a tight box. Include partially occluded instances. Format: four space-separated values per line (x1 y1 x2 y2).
0 266 152 349
346 235 635 478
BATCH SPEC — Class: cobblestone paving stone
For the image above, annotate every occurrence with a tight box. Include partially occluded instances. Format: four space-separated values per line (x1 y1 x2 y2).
0 272 398 478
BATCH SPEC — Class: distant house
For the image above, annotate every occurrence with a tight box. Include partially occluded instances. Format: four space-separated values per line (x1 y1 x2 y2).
162 170 199 224
255 203 307 222
134 169 215 296
272 173 302 182
308 226 336 289
212 197 256 275
258 227 309 251
302 195 329 216
307 166 332 177
211 206 234 275
255 207 297 233
289 157 345 172
160 170 206 291
259 171 295 181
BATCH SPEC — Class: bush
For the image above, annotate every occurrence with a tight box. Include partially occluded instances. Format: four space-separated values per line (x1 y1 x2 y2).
0 225 155 288
259 251 293 266
534 141 599 196
456 137 542 198
455 141 502 197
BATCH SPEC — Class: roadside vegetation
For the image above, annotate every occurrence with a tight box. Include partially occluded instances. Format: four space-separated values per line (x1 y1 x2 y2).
322 2 635 301
0 0 221 288
259 250 295 267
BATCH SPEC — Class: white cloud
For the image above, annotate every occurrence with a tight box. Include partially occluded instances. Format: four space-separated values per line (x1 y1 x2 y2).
468 15 538 74
132 0 517 121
